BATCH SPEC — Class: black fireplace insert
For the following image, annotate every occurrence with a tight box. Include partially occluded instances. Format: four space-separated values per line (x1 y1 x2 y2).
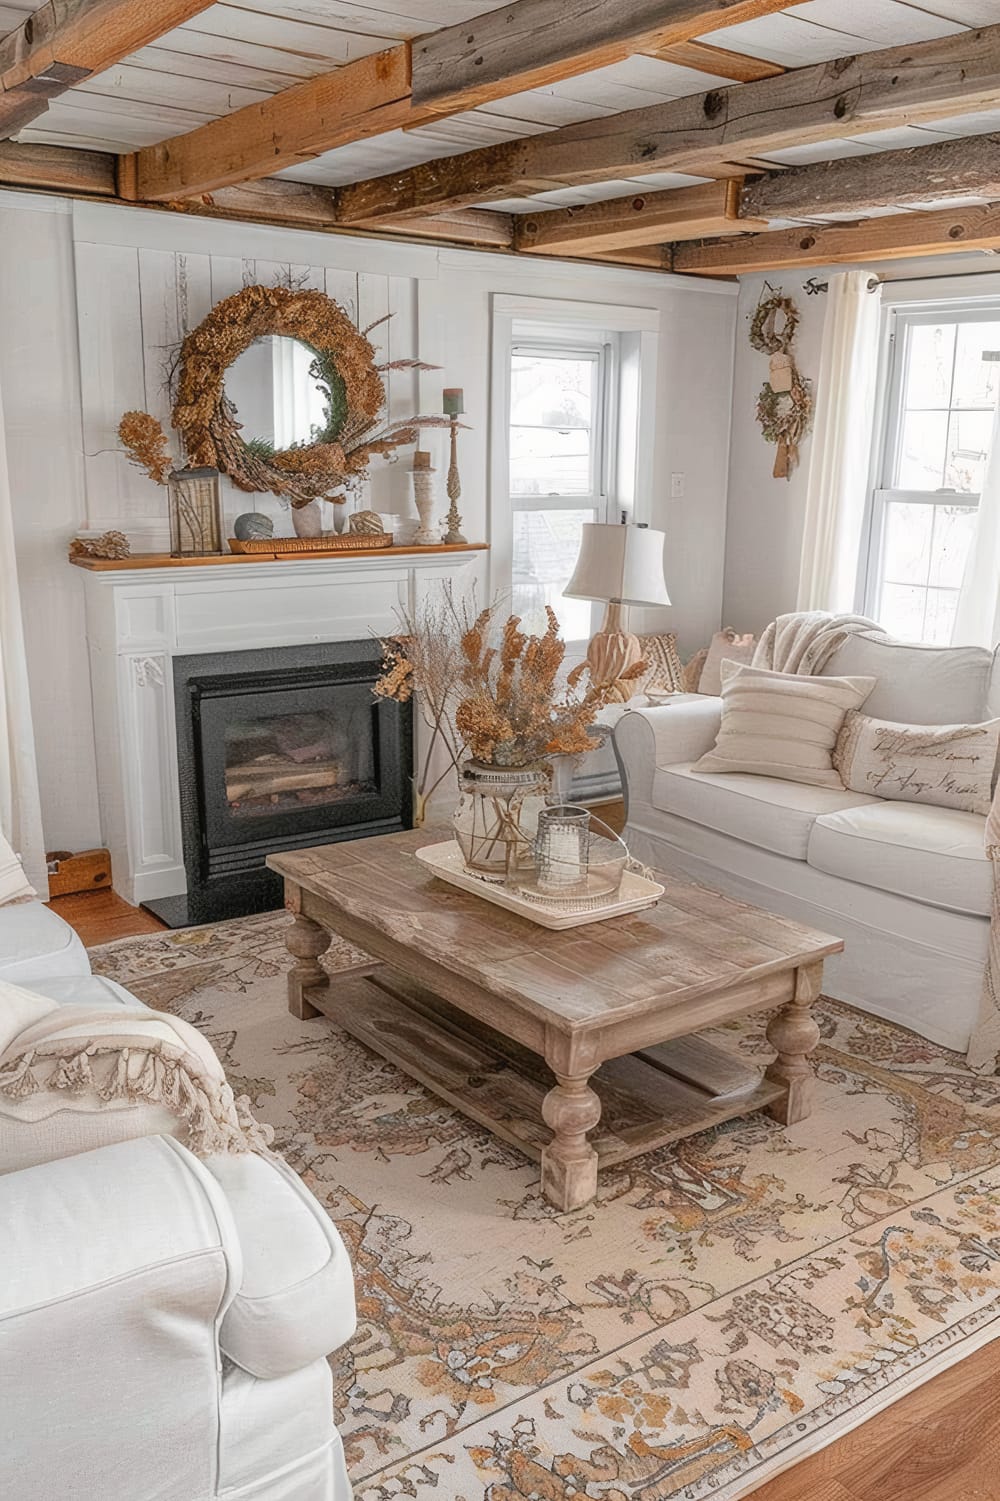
145 640 412 927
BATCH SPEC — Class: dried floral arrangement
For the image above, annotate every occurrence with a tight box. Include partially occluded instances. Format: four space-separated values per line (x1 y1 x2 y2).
68 529 131 561
118 284 450 508
376 591 643 813
750 286 813 479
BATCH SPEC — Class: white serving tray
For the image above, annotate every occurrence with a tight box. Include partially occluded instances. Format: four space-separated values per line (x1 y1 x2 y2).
414 840 664 930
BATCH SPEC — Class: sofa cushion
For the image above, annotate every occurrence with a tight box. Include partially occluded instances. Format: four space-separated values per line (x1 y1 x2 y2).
833 710 1000 815
652 762 879 859
824 634 994 725
808 802 991 918
206 1151 357 1380
0 902 90 985
691 661 876 788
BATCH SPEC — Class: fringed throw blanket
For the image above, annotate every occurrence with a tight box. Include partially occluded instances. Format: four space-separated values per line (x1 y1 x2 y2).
0 982 273 1157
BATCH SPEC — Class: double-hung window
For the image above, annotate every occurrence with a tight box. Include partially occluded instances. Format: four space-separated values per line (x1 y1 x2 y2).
507 338 614 647
865 304 1000 644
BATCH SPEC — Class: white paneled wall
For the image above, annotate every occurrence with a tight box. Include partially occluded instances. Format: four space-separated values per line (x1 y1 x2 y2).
3 191 737 853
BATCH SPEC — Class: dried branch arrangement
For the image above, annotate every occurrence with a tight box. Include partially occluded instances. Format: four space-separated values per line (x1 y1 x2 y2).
118 284 448 508
377 592 642 806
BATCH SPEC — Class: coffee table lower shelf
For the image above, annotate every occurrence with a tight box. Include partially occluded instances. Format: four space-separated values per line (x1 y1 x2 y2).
302 966 785 1180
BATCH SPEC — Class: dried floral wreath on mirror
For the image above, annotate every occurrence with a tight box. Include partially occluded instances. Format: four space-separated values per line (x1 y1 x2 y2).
118 284 448 508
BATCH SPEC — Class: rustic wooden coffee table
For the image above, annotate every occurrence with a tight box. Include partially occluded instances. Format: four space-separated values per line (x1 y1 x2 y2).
268 830 843 1211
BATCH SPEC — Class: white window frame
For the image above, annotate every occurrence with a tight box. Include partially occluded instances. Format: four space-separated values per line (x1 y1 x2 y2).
489 293 659 651
508 336 614 515
861 296 1000 638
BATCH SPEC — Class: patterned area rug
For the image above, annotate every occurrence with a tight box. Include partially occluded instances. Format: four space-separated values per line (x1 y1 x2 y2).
90 913 1000 1501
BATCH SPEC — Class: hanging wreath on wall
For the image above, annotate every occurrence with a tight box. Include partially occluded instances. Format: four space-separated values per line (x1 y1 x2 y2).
750 287 812 480
118 284 447 507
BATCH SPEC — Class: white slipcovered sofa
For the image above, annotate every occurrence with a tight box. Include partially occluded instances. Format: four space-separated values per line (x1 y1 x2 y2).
614 632 999 1052
0 900 357 1501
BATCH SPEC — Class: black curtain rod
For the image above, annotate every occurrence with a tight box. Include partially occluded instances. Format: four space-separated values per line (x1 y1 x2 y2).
803 264 1000 295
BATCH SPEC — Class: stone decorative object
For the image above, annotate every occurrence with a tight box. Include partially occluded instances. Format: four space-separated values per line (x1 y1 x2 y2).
68 530 131 561
233 511 274 541
348 510 386 536
411 450 440 545
269 828 842 1211
442 387 467 544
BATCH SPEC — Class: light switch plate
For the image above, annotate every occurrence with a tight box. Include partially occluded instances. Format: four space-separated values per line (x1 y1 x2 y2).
670 472 686 498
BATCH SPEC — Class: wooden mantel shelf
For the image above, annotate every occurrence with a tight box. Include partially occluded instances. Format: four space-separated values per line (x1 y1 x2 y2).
69 542 489 571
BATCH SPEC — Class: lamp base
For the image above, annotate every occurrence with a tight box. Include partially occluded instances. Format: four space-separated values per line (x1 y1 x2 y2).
585 601 643 688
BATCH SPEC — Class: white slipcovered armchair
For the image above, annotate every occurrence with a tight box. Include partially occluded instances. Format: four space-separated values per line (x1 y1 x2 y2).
0 906 357 1501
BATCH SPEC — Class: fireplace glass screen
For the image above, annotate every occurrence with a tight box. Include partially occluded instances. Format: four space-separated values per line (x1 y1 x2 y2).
224 704 377 817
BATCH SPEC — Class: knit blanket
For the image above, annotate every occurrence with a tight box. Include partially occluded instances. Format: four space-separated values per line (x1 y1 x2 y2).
752 609 885 675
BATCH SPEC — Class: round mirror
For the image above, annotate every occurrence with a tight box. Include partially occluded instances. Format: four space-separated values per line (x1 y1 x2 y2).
224 335 347 452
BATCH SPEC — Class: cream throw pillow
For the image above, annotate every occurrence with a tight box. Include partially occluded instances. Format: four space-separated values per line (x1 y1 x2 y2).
833 710 1000 816
0 832 35 906
692 661 876 788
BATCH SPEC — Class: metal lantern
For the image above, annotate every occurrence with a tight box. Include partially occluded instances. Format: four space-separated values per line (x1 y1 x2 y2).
168 467 224 557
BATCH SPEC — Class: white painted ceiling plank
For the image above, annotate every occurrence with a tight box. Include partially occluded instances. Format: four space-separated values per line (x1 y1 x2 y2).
787 0 966 46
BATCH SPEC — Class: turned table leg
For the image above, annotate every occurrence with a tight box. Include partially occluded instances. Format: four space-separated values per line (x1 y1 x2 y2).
540 1072 602 1212
765 960 823 1125
285 912 331 1020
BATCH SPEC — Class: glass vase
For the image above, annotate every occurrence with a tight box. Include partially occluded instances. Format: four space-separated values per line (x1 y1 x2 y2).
168 467 223 557
452 760 550 882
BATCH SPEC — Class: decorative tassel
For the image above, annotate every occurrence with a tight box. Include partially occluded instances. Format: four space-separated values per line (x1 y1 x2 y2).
99 1048 131 1102
0 1051 40 1099
52 1048 94 1094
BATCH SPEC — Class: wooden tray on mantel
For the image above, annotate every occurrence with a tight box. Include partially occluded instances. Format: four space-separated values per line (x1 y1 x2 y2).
68 542 489 571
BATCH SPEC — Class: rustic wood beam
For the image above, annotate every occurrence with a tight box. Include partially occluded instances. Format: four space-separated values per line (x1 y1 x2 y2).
644 38 785 82
741 134 1000 221
334 23 1000 224
0 138 114 194
123 0 800 203
515 178 766 254
671 203 1000 274
411 0 800 114
0 0 213 136
125 44 415 202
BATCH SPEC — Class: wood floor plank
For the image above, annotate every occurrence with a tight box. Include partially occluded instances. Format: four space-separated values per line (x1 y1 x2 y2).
48 889 165 946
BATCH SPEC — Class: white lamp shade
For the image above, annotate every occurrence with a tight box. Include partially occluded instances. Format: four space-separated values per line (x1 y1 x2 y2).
564 523 670 607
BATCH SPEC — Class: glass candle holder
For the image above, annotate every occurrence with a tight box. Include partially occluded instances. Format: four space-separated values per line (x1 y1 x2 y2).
535 805 591 895
168 467 224 557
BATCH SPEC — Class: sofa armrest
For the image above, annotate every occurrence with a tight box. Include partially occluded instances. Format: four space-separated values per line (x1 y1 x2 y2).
613 699 722 812
204 1150 357 1380
0 1136 242 1501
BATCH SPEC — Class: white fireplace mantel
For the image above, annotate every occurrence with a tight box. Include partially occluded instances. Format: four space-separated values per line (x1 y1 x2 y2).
78 549 486 905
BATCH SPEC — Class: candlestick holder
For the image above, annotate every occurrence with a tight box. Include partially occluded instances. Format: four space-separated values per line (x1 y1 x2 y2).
442 387 467 544
411 450 440 545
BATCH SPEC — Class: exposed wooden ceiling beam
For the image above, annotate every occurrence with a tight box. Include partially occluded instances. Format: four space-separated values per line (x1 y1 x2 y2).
0 0 213 136
741 133 1000 221
515 179 766 254
410 0 800 114
123 0 801 203
334 23 1000 225
0 137 114 194
123 44 415 202
643 38 785 81
671 203 1000 274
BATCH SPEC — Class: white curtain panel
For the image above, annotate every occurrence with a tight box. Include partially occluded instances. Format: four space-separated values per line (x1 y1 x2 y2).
0 380 47 894
796 271 883 612
952 398 1000 649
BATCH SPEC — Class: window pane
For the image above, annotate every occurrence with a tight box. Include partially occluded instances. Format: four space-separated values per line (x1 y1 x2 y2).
902 322 955 409
512 509 595 642
952 321 1000 408
879 583 927 643
896 410 948 489
882 501 932 586
945 408 994 493
923 588 960 646
510 351 597 497
510 424 592 497
928 503 977 588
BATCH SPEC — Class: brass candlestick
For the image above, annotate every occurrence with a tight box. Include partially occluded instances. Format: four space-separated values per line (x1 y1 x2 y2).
443 387 466 544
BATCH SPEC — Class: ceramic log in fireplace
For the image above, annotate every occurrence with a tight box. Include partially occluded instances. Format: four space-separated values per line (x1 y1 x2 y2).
144 640 412 926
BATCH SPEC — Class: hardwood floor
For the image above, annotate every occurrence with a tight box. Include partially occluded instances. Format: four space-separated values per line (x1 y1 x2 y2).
47 887 165 946
51 883 999 1495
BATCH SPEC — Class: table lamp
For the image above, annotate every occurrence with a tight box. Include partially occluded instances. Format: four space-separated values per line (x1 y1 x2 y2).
564 523 670 687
